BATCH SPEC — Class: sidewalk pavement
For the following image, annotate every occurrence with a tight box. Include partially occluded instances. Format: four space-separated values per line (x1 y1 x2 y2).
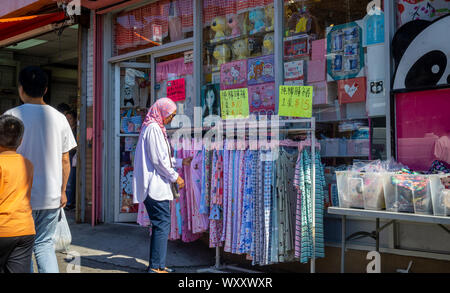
47 210 216 273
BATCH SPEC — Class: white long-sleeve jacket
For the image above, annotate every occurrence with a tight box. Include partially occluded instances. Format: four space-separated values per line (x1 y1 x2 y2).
132 123 181 203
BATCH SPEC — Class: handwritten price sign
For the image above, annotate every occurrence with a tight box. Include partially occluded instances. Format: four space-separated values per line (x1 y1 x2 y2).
167 78 186 102
278 85 313 118
220 88 249 119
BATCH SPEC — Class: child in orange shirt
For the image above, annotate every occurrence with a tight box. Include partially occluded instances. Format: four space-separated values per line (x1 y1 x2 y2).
0 115 35 273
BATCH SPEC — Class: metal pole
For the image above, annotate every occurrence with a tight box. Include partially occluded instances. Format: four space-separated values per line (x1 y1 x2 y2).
215 247 220 269
376 218 380 252
311 117 316 273
341 215 346 273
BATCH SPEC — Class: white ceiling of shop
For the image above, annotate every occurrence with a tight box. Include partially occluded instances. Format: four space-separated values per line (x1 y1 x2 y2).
4 25 78 67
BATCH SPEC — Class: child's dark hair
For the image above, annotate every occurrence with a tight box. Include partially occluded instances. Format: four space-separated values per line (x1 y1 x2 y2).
0 115 24 149
57 103 71 114
18 66 48 98
66 109 77 120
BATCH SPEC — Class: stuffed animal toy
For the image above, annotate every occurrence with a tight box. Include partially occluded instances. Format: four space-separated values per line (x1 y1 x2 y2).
249 9 266 34
265 5 274 31
263 33 274 55
211 16 227 42
227 14 241 38
213 44 231 67
232 38 249 60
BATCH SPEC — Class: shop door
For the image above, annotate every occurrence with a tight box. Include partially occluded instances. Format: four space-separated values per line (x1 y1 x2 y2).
114 61 151 222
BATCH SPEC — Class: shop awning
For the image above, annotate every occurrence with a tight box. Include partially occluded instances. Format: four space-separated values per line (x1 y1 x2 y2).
0 11 66 42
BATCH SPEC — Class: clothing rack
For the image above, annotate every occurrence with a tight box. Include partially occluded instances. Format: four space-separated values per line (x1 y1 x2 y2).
169 117 319 273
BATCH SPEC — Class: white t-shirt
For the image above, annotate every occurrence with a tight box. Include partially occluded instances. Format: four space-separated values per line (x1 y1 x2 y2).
5 104 77 210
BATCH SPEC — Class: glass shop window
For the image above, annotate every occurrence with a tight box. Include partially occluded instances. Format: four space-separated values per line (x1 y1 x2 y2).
202 0 276 121
281 0 387 207
114 0 193 56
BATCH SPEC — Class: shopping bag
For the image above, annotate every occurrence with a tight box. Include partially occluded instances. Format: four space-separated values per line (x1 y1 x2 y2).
52 208 72 253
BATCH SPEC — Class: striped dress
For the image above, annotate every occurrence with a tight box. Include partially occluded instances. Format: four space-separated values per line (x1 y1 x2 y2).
294 148 326 263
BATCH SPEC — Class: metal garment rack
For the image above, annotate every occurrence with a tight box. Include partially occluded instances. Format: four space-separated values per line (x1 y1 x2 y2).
169 117 318 273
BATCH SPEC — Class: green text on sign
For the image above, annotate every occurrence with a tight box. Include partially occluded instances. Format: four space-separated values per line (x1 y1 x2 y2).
278 85 313 118
220 88 250 119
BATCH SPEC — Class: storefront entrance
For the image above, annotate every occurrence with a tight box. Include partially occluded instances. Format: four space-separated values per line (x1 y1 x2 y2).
111 45 193 223
0 23 82 217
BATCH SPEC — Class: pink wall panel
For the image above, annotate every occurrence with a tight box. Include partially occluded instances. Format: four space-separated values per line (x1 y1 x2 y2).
396 88 450 171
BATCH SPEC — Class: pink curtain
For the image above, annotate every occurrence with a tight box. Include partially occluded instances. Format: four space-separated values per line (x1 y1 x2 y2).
156 57 194 83
115 0 193 52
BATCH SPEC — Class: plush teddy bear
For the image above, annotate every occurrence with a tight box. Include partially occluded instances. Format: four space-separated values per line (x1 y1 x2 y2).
263 33 274 55
249 9 266 34
265 5 274 31
211 16 227 42
232 38 249 60
227 14 241 38
213 44 231 67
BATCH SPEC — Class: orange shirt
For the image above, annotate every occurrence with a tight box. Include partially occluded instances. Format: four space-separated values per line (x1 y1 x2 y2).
0 151 35 237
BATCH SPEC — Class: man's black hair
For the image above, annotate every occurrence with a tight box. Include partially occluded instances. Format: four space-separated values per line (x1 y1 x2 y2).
0 115 24 149
18 66 48 98
57 103 71 114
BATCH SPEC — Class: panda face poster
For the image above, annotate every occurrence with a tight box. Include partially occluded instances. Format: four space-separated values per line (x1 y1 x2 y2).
326 21 365 81
393 15 450 91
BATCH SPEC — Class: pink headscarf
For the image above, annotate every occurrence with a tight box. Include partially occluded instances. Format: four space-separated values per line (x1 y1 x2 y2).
142 97 177 138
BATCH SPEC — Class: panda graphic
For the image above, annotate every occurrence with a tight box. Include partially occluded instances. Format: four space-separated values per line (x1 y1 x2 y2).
393 14 450 91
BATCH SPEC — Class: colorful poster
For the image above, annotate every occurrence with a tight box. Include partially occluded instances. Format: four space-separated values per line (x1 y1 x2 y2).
284 34 310 60
397 0 450 28
248 83 276 116
167 78 186 102
284 60 304 80
220 88 249 119
278 86 313 118
220 60 247 90
247 55 275 85
338 77 367 104
327 22 365 81
201 83 221 119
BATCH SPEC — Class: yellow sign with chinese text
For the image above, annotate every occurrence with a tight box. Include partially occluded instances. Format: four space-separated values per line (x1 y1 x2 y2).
278 86 313 118
220 88 249 119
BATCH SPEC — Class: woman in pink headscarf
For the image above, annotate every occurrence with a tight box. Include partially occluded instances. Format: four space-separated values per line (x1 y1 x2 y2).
132 98 192 274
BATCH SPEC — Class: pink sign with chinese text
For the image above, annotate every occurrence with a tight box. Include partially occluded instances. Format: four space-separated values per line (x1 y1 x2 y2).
167 78 186 102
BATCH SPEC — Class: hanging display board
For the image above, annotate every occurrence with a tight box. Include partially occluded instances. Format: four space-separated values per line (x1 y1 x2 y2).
278 85 313 118
326 21 365 81
220 88 249 119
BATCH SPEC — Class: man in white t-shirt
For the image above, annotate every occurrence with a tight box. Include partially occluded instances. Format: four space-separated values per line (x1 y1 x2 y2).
5 66 77 273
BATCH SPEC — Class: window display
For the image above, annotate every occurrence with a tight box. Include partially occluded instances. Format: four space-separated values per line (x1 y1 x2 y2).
203 0 276 119
114 0 193 56
282 0 387 207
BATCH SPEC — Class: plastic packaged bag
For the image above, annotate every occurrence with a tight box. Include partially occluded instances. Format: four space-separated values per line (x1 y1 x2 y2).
52 209 72 253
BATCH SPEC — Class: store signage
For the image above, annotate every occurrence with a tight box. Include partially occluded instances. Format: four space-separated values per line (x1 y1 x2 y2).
278 85 313 118
167 78 186 102
220 88 249 119
152 24 162 43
